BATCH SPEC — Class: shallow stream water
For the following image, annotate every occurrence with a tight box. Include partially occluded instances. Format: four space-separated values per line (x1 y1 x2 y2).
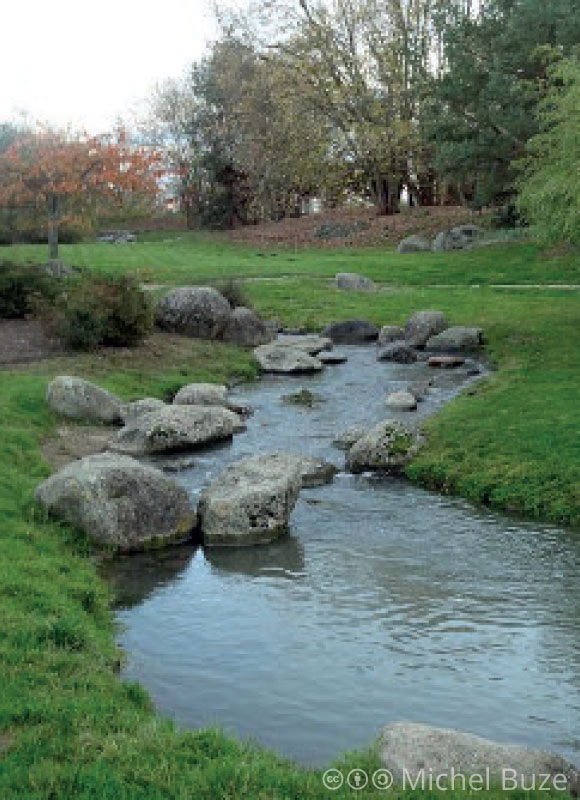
103 345 580 767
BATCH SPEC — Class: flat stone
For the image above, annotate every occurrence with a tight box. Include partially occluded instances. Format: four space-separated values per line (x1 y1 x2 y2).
428 355 466 368
273 334 333 355
254 343 324 374
386 391 418 411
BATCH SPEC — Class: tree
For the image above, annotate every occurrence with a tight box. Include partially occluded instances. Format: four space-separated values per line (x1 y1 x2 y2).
0 127 161 260
517 55 580 245
426 0 580 206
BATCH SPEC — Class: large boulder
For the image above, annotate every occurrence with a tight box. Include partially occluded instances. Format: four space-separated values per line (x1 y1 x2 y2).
221 306 274 347
404 310 448 348
120 398 166 426
155 287 231 339
47 376 122 424
173 383 229 407
377 342 417 364
432 229 469 252
274 334 333 355
322 320 379 344
397 235 431 254
335 272 375 291
378 722 577 790
111 405 241 456
346 420 421 474
426 326 484 352
254 343 323 374
377 325 405 346
35 453 196 551
199 453 303 546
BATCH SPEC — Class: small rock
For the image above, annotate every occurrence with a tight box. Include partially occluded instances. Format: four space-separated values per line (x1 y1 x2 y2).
428 355 466 369
377 342 417 364
322 320 379 344
282 389 324 407
397 235 431 254
335 272 375 291
377 325 405 346
407 381 432 402
386 391 418 411
296 456 338 487
47 376 122 424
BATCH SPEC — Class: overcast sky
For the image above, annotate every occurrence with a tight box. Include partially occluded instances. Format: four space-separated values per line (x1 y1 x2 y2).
1 0 218 132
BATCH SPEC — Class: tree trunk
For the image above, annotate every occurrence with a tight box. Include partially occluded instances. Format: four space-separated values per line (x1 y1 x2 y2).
48 194 60 261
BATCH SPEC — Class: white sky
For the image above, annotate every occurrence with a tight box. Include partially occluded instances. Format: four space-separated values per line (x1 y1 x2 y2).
1 0 218 133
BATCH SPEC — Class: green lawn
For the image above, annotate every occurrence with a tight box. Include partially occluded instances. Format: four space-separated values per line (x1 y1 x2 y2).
0 234 578 797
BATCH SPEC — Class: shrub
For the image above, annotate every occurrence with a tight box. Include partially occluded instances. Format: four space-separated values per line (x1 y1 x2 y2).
0 261 57 319
57 274 153 351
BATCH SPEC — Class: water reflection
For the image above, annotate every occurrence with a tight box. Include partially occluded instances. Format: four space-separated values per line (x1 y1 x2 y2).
205 534 305 580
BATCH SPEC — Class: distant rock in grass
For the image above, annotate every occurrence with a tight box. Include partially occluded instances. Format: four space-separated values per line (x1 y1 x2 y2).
156 286 231 339
35 453 196 552
404 310 448 348
335 272 375 291
426 326 484 352
47 376 122 424
322 320 379 344
397 234 431 254
432 226 483 252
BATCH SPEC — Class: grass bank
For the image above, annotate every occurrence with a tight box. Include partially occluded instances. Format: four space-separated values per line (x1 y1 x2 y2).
0 235 578 797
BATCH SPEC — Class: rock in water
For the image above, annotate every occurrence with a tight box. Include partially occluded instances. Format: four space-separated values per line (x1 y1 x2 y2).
273 334 333 355
221 306 274 347
35 454 196 551
47 376 122 424
111 405 241 455
386 391 418 411
120 398 166 426
335 272 375 291
377 342 417 364
377 325 405 346
426 326 484 352
173 383 229 407
333 426 367 451
155 286 231 339
428 355 466 369
378 722 578 790
322 320 379 344
404 310 448 348
254 343 323 373
346 420 421 473
396 235 431 254
199 453 303 546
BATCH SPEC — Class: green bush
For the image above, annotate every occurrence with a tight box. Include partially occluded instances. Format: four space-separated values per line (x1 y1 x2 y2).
58 274 153 351
0 260 57 319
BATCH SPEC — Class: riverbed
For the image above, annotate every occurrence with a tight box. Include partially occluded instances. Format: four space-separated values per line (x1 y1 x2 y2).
103 344 580 767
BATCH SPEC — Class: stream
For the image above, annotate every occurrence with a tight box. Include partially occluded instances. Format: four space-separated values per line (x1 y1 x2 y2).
102 344 580 767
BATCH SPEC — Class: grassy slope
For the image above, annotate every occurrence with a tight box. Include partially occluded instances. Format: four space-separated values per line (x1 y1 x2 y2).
0 235 578 798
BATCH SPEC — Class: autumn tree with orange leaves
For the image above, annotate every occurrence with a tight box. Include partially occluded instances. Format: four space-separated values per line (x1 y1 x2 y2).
0 127 161 260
